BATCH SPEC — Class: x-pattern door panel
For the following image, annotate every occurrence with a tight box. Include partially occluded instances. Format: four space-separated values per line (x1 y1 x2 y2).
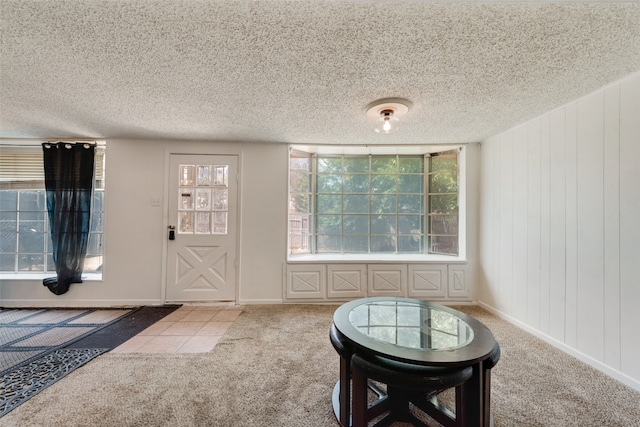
175 245 227 291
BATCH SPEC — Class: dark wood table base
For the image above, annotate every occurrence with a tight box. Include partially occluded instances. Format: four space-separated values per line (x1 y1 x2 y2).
331 299 501 427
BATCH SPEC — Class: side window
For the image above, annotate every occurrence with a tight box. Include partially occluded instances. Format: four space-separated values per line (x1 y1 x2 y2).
288 151 312 254
427 150 459 256
0 144 105 274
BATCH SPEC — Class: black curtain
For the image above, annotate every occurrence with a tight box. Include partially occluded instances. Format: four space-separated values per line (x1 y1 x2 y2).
42 142 95 295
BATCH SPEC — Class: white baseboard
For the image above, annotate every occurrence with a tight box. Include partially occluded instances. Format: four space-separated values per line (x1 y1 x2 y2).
238 298 283 305
478 301 640 393
0 299 164 308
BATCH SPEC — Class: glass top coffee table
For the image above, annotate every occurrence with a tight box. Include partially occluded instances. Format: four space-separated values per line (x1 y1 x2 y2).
332 297 499 426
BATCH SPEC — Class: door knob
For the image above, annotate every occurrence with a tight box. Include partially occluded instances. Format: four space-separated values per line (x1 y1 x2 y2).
168 225 175 240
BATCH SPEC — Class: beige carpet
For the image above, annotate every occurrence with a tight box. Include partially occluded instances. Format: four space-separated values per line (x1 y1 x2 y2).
0 304 638 427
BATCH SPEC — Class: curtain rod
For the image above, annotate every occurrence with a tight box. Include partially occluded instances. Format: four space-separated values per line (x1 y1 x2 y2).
0 139 106 147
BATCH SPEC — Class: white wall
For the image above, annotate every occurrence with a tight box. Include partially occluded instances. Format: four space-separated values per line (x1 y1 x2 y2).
0 140 288 306
478 71 640 391
1 139 482 307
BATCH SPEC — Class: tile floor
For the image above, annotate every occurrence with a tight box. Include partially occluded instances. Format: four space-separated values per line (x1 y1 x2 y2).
111 305 243 354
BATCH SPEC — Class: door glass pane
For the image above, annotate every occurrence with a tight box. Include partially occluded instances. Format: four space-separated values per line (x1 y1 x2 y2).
179 189 194 210
180 165 195 186
195 189 211 210
195 212 210 234
212 212 227 234
197 165 212 186
214 166 228 186
213 189 228 210
179 211 193 233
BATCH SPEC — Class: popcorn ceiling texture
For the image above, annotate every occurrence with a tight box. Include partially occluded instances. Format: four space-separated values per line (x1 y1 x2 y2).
1 1 639 145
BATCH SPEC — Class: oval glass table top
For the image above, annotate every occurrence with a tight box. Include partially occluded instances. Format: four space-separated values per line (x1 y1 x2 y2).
348 299 474 351
334 297 497 365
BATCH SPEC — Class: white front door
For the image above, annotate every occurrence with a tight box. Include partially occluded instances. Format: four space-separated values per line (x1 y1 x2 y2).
166 154 238 302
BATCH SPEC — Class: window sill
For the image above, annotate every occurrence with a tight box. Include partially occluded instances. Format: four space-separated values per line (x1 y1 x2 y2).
0 273 102 281
287 254 467 263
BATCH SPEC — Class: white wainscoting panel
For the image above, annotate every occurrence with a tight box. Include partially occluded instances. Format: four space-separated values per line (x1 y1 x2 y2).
448 265 469 298
408 264 447 298
367 264 406 297
576 90 605 361
285 264 325 300
548 107 567 343
603 83 621 370
619 73 640 381
327 264 367 299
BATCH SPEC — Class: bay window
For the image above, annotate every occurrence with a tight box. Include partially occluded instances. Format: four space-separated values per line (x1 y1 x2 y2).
288 146 463 259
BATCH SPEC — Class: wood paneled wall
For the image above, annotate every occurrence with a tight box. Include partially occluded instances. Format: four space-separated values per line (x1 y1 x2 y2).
478 72 640 390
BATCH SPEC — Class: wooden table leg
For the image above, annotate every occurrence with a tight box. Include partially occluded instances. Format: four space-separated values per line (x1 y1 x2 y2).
457 362 484 427
351 363 368 427
339 354 351 427
483 361 493 427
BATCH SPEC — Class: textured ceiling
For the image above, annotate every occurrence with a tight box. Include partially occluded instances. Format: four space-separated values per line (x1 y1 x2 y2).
1 1 639 145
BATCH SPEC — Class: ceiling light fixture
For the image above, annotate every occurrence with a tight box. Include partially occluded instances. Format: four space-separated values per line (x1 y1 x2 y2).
366 98 411 134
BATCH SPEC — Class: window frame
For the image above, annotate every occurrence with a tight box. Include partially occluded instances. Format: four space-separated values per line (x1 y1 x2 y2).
0 141 106 280
287 144 466 262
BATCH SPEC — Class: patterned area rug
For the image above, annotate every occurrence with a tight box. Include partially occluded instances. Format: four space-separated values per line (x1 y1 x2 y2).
0 308 133 375
0 308 134 417
1 348 109 417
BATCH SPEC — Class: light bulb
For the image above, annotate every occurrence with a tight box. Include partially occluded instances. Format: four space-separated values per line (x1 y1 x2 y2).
382 116 392 133
376 109 395 134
